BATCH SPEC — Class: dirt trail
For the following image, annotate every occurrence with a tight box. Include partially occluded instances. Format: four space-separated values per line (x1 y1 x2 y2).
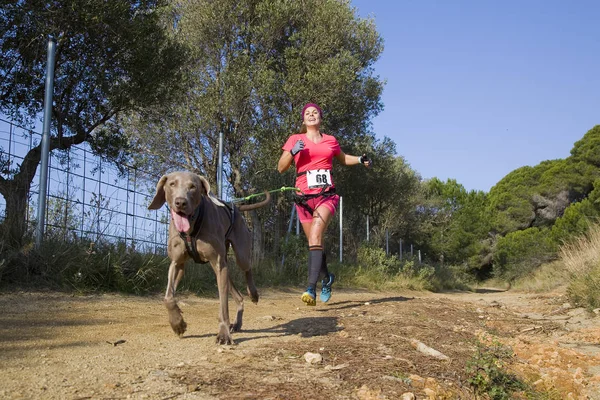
1 287 599 399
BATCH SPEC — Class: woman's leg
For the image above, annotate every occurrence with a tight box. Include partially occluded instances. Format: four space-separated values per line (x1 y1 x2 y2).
300 205 334 305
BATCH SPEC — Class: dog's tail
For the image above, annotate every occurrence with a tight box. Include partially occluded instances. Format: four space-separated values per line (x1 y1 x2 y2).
238 191 271 211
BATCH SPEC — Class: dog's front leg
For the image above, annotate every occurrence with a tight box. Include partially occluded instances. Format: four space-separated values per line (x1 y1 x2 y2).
164 260 187 337
214 259 233 345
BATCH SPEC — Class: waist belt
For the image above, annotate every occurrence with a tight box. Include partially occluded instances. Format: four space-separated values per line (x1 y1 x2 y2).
293 186 337 215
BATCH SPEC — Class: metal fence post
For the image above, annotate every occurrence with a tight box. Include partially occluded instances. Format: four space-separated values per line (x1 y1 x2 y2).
64 149 70 240
281 204 296 267
81 149 86 237
35 36 57 249
96 159 102 242
399 239 402 261
218 131 223 198
386 229 389 255
125 168 130 247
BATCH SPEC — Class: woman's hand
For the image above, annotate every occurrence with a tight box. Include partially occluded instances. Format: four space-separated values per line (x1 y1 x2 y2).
290 139 305 156
358 154 372 168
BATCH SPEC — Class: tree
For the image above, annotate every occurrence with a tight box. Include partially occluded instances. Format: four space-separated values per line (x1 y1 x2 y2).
123 0 384 196
0 0 188 245
570 125 600 168
121 0 384 260
335 138 421 248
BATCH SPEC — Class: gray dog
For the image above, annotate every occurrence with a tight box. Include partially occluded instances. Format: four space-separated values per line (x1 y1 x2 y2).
148 171 270 344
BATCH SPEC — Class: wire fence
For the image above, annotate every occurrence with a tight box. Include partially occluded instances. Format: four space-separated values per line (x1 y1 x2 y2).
0 117 424 264
0 118 169 253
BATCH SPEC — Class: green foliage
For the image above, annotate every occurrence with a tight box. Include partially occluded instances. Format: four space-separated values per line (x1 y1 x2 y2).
352 242 470 291
414 178 491 267
126 0 384 194
0 0 188 245
488 163 550 234
466 340 528 399
551 178 600 244
488 157 597 237
0 0 187 142
356 242 402 276
0 239 171 293
254 234 308 285
570 125 600 167
338 144 421 240
493 228 558 281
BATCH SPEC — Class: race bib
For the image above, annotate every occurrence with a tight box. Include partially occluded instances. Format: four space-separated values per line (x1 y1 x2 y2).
306 169 332 189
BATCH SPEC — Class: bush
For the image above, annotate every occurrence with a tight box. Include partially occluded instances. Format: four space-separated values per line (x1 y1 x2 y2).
560 224 600 309
351 243 471 291
493 227 558 281
356 243 401 276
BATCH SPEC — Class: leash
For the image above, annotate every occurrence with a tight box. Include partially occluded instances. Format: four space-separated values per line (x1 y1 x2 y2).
231 186 301 203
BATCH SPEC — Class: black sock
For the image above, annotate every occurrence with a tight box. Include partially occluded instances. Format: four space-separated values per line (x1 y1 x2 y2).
308 245 323 290
320 251 329 281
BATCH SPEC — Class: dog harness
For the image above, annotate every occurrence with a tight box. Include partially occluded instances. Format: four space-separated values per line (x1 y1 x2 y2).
178 197 236 264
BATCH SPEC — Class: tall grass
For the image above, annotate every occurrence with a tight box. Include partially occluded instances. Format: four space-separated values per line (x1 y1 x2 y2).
0 238 171 293
559 224 600 309
510 260 569 292
1 236 473 296
336 243 472 292
0 236 311 295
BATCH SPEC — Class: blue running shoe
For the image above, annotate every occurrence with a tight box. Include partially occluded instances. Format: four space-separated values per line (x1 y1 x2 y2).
320 273 335 303
301 287 316 306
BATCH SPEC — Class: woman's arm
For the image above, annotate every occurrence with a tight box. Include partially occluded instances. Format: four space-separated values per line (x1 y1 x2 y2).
335 150 369 167
278 151 294 173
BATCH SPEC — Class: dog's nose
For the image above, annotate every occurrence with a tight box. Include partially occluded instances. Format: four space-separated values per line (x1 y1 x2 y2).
174 197 187 210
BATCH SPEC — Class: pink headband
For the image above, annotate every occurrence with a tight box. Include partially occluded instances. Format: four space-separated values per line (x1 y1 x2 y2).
301 103 323 120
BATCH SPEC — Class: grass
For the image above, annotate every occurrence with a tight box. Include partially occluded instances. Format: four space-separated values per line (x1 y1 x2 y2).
0 236 477 297
510 260 570 292
559 223 600 310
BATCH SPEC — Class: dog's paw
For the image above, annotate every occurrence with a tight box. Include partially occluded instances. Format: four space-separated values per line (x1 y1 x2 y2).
230 321 242 333
247 287 259 304
166 302 187 337
170 317 187 337
216 333 234 345
216 324 234 345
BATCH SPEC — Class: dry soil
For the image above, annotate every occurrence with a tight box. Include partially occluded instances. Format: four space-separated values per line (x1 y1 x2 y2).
1 287 599 399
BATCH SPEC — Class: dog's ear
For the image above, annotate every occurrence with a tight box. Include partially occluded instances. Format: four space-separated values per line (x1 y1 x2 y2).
148 174 168 209
198 175 211 196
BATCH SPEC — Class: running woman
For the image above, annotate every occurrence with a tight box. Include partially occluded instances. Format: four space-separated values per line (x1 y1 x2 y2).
277 103 371 306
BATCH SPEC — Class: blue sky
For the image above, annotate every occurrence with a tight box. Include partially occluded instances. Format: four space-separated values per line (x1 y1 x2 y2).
351 0 600 192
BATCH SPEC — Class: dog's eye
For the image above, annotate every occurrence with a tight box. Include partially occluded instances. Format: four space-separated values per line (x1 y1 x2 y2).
189 184 196 190
169 181 176 187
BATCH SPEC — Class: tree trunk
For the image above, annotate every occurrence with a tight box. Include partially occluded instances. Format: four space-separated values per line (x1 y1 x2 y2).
0 127 88 247
1 187 30 247
0 145 42 246
250 209 264 265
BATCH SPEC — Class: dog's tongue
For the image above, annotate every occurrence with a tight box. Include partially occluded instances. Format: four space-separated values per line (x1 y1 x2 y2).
171 210 190 233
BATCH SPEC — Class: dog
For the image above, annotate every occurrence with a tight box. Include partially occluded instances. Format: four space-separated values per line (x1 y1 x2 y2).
148 171 270 344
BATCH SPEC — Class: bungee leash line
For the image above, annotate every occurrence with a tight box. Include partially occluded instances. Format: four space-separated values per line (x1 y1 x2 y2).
231 186 301 203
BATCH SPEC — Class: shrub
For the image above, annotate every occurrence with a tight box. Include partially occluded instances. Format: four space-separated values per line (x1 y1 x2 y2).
467 339 527 400
356 243 401 276
493 227 558 281
560 224 600 309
